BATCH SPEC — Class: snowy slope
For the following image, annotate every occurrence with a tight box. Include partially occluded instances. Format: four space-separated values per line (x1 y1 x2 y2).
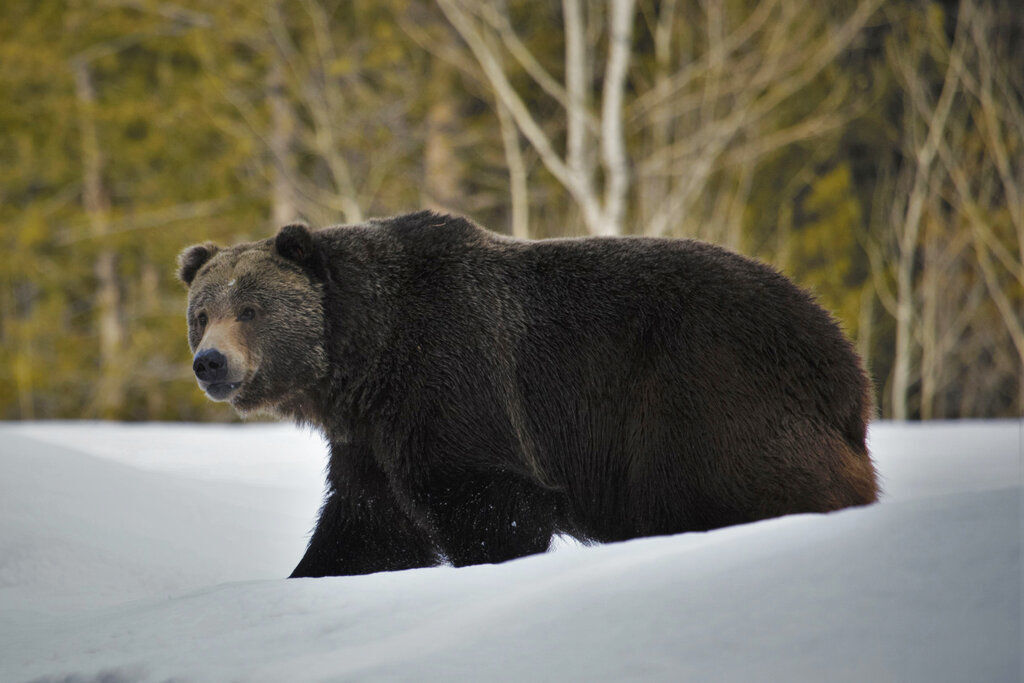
0 421 1019 682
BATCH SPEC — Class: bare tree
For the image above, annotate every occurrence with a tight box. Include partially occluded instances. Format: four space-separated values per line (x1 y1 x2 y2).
423 62 464 213
635 0 882 242
69 41 129 417
267 47 298 226
947 1 1024 413
438 0 882 240
437 0 637 236
193 0 429 228
882 2 968 420
495 97 531 239
866 0 1023 419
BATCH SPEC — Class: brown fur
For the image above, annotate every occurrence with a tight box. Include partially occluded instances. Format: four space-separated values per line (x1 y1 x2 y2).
177 211 879 578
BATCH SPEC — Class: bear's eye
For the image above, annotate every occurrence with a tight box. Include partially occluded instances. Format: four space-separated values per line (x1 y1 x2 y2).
238 307 256 322
196 312 208 327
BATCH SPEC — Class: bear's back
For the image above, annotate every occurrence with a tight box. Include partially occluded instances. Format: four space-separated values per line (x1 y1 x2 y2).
330 212 870 454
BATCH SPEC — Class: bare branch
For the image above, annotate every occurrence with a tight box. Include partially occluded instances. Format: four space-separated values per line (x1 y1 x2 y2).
437 0 602 229
473 2 599 134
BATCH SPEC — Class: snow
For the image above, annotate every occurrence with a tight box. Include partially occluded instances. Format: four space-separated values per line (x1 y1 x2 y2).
0 420 1019 682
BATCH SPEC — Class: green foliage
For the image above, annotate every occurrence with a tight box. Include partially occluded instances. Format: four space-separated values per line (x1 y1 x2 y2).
788 164 867 337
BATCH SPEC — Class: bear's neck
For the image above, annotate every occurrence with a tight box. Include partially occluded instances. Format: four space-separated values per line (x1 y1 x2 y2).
271 372 357 445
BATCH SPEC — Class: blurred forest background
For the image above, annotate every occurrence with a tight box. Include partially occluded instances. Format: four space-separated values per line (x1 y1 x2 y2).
1 0 1021 422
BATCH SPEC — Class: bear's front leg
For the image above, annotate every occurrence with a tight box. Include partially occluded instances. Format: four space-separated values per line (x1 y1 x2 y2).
414 470 558 568
289 441 438 578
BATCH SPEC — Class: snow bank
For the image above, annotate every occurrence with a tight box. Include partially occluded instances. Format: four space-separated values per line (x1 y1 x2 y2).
0 420 1019 681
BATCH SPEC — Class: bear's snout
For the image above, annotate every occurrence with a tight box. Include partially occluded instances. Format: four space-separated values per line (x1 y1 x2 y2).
191 316 250 402
193 347 242 401
193 348 229 383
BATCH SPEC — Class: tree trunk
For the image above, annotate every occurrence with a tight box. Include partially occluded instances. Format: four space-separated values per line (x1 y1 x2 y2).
890 246 914 421
857 285 874 392
73 57 125 418
888 8 964 420
598 0 636 236
423 62 462 212
267 56 296 226
495 100 530 238
562 0 592 208
641 0 676 234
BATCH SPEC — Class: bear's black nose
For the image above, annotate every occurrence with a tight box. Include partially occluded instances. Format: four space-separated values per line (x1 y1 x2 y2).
193 348 228 383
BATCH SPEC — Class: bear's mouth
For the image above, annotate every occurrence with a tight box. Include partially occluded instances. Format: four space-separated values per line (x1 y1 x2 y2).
202 381 243 401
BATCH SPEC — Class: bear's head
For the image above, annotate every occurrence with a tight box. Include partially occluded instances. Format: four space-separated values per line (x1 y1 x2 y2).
177 224 329 417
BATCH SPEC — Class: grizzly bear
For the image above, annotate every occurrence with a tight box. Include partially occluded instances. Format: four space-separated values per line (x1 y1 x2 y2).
178 211 877 578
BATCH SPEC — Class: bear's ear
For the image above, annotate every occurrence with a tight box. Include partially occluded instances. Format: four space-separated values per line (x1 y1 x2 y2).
177 242 219 287
275 223 315 265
